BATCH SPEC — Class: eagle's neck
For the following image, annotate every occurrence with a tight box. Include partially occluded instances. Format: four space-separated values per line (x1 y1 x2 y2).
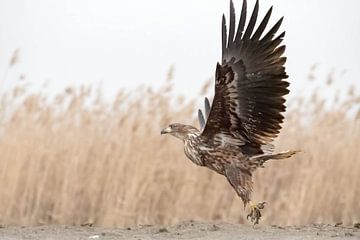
184 133 204 166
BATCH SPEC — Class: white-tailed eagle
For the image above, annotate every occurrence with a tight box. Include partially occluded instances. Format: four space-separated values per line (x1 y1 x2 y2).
161 0 297 224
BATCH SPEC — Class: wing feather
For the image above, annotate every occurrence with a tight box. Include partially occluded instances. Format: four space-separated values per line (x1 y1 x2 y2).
222 15 227 58
234 0 247 44
242 0 259 41
252 6 272 40
198 109 206 131
228 0 236 48
201 0 289 154
204 97 211 119
261 17 283 42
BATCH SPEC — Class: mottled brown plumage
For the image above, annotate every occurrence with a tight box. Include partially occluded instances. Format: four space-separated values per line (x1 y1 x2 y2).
161 0 297 224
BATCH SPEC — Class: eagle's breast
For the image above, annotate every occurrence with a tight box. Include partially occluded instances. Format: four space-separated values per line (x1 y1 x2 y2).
184 135 205 166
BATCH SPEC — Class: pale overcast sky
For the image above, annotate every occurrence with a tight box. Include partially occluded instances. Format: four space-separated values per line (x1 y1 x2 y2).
0 0 359 99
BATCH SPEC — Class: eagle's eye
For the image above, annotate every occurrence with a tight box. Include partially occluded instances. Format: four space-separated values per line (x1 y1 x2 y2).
171 123 178 128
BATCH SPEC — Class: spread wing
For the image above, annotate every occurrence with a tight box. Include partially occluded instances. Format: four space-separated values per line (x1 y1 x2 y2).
201 0 289 154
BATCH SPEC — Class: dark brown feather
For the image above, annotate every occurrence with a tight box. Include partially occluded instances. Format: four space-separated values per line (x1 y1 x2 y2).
202 0 289 153
234 0 247 44
228 0 236 48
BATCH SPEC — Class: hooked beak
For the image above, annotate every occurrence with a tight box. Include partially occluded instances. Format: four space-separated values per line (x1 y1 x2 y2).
161 127 172 135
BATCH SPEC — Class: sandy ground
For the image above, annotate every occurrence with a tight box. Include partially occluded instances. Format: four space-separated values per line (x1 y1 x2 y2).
1 221 359 240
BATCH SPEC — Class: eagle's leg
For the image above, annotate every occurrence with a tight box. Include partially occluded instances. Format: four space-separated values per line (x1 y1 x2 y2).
246 201 266 225
224 164 266 224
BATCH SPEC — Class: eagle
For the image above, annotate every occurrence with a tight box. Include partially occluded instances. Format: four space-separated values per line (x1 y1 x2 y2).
161 0 297 224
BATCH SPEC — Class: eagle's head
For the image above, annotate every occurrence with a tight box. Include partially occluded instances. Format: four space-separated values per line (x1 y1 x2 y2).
161 123 200 141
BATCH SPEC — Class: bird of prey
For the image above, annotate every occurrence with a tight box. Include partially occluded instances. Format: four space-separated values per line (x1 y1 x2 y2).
161 0 297 224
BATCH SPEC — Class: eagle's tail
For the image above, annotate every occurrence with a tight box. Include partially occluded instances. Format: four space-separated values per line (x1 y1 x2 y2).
249 150 299 169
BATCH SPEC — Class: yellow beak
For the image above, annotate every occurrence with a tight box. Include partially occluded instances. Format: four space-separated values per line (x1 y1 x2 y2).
161 127 172 135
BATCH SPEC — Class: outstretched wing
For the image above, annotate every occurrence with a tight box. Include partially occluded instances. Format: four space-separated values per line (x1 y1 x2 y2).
201 0 289 154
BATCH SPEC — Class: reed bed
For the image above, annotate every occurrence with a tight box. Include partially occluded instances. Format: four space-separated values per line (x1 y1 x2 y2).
0 68 359 227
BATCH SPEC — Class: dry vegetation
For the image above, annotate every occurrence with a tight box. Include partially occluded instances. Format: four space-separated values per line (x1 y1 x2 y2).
0 64 359 227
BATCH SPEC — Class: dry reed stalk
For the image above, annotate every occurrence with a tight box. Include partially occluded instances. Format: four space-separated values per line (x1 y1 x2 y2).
0 76 359 227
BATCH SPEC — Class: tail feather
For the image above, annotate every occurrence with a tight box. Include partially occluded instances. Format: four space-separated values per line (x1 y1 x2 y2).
249 150 299 169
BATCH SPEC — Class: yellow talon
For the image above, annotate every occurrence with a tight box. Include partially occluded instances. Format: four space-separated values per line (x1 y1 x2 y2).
246 201 266 225
249 201 256 209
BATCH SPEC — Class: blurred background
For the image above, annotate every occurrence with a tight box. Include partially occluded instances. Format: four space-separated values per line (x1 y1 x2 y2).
0 0 359 227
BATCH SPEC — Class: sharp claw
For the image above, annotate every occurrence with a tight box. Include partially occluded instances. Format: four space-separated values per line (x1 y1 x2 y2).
257 202 267 209
247 202 266 225
246 210 253 220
